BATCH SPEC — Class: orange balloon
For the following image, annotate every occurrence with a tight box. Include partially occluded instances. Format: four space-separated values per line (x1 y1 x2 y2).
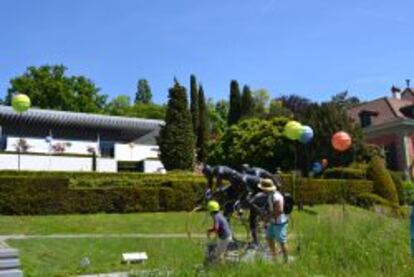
332 131 352 152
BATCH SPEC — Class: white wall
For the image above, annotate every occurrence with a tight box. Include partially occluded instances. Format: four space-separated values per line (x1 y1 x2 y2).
144 160 165 173
97 158 117 172
0 153 117 172
6 137 98 155
115 144 159 161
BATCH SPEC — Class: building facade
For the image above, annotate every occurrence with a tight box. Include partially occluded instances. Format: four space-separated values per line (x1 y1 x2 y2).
348 85 414 176
0 106 165 172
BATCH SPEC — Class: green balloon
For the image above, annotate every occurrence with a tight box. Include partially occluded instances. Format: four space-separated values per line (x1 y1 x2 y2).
12 94 31 113
284 121 303 140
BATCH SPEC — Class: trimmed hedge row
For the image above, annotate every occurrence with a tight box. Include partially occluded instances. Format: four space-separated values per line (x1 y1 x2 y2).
0 176 206 215
0 174 375 215
323 168 366 180
280 175 374 205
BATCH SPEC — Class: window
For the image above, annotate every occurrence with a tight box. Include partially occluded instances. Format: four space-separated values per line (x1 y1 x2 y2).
0 136 6 151
359 114 372 128
384 143 398 170
99 141 115 158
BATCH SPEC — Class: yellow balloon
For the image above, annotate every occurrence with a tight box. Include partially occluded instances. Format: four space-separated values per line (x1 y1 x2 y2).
12 94 31 113
284 121 302 140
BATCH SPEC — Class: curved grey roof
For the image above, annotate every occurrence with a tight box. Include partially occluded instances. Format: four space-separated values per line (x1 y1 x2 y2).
0 106 164 142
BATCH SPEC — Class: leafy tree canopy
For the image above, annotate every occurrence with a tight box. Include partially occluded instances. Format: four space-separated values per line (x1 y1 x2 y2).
207 117 294 171
6 65 107 113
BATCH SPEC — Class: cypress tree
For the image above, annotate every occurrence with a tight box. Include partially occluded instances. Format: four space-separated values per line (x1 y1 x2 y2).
190 75 199 135
240 85 254 118
157 79 195 170
228 80 241 125
197 85 209 162
135 79 152 104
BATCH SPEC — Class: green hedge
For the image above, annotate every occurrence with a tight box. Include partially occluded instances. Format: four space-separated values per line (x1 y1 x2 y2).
366 156 399 204
323 167 366 180
280 175 374 205
0 176 205 215
0 173 375 215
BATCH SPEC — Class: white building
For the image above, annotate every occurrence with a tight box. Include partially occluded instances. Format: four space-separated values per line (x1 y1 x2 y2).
0 106 165 173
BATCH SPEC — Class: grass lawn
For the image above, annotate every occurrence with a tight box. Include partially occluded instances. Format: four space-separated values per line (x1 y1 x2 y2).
0 212 192 234
5 205 414 276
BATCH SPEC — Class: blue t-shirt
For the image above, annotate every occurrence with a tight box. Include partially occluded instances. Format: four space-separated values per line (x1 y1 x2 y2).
212 212 232 239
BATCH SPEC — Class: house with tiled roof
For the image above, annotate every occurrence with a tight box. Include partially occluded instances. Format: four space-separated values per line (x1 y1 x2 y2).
348 80 414 175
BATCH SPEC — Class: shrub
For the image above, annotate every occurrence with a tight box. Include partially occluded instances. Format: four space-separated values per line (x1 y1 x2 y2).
0 173 376 215
323 167 366 180
389 171 405 205
279 175 373 205
366 156 399 204
0 175 206 215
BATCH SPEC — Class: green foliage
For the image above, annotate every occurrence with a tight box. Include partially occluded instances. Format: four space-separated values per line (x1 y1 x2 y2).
228 80 241 125
6 65 107 113
403 181 414 205
268 99 293 118
304 102 365 167
277 94 313 121
207 117 294 171
366 156 399 204
207 99 228 138
0 175 205 215
130 103 165 119
389 170 405 205
157 80 195 170
104 95 131 116
196 85 209 162
280 176 374 205
135 79 152 104
331 90 360 109
323 167 366 179
104 95 165 119
190 74 199 135
240 85 254 118
252 89 270 116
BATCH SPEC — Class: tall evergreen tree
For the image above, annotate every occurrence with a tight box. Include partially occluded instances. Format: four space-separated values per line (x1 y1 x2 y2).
157 79 195 170
197 85 209 162
135 79 152 104
190 74 199 135
228 80 241 125
240 85 254 118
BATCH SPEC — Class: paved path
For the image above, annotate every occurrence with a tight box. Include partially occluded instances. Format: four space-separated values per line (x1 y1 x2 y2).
0 233 207 248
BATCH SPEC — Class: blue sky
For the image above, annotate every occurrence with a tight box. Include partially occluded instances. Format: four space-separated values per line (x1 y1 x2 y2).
1 0 414 104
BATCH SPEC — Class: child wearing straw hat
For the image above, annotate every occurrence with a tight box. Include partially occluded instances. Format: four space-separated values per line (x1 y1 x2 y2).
258 178 289 262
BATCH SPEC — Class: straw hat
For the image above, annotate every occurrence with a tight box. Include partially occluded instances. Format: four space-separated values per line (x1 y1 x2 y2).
258 178 277 192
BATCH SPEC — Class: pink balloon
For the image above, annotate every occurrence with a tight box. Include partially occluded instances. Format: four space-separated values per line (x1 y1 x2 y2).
332 131 352 152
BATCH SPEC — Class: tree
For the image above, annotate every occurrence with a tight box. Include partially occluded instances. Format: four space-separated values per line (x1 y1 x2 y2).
277 94 313 121
331 91 360 109
135 79 152 104
104 95 131 116
207 117 294 171
157 79 195 170
252 89 271 117
215 100 229 121
304 102 365 167
207 99 227 139
197 85 209 162
6 65 107 113
268 99 293 118
130 103 166 120
240 85 254 118
228 80 241 125
190 75 199 135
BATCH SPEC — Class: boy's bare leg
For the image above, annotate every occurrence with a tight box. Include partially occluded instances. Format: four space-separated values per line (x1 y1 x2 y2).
280 242 288 262
266 238 277 257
